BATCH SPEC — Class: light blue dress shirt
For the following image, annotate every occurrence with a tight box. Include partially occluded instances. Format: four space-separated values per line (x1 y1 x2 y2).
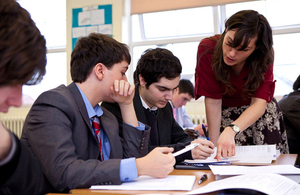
76 84 142 182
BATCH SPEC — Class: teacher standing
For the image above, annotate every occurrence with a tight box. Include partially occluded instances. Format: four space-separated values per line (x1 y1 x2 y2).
194 10 289 161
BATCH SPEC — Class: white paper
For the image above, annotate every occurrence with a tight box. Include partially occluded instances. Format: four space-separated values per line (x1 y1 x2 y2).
187 173 300 195
90 175 195 191
72 27 86 38
78 11 91 26
91 9 104 25
210 165 300 176
185 145 277 164
98 24 112 35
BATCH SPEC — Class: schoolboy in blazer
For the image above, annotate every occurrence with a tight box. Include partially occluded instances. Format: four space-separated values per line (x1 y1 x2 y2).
102 48 214 163
21 34 175 193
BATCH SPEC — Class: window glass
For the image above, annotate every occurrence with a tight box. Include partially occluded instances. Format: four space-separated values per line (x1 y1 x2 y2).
225 1 266 19
225 0 300 28
131 15 143 42
17 0 67 104
266 0 300 27
273 33 300 96
131 2 300 97
18 0 66 48
140 7 214 39
132 42 199 82
23 52 67 102
172 42 199 80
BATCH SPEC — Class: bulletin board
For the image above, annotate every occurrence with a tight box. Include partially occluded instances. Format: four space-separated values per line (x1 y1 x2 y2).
72 4 112 50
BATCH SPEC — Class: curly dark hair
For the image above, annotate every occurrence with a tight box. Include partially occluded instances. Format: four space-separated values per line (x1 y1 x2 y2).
135 48 182 88
71 33 131 83
0 0 47 87
212 10 273 99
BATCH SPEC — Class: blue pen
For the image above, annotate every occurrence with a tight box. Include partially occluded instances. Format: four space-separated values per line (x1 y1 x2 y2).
202 124 209 140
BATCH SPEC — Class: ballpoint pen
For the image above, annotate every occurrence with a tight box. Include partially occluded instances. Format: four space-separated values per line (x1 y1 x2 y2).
202 124 209 141
172 143 199 157
198 174 208 185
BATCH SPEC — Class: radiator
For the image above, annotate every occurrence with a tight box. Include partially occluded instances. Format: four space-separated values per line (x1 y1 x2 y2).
1 115 206 138
2 117 25 138
190 114 207 125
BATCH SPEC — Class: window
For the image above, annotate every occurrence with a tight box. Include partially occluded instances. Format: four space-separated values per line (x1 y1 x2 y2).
131 0 300 96
18 0 67 103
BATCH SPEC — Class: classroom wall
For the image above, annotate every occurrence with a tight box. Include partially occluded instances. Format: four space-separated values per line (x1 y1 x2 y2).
66 0 127 84
0 0 127 120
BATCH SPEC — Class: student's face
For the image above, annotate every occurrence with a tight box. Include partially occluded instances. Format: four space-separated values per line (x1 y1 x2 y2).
172 89 192 108
106 61 129 82
102 60 129 101
222 30 257 67
0 85 23 113
140 76 180 108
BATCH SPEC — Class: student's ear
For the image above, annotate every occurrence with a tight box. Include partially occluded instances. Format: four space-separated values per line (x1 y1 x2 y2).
139 74 146 87
94 63 105 80
174 87 179 94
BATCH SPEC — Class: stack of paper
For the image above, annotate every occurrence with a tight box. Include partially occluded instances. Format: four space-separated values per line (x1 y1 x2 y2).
185 144 277 164
90 175 196 191
187 173 300 195
210 164 300 183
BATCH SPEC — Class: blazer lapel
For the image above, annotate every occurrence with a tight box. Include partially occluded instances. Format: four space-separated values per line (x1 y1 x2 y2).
134 85 148 123
67 83 93 133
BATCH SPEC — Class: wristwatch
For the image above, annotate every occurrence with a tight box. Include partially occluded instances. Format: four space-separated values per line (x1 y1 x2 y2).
228 124 240 135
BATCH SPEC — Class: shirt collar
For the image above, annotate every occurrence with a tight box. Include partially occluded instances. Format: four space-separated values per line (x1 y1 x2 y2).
75 83 103 118
139 94 158 111
169 101 175 108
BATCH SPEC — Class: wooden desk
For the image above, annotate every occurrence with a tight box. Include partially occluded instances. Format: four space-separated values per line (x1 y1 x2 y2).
69 154 297 195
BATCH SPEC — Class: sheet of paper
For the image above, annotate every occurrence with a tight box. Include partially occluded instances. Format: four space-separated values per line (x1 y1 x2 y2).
90 175 195 191
187 173 300 195
210 165 300 176
185 145 276 164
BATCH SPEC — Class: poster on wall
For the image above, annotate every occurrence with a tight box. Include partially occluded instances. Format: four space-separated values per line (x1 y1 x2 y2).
72 4 112 50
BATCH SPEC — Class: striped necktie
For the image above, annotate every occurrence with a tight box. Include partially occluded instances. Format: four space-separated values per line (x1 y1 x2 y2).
92 116 104 161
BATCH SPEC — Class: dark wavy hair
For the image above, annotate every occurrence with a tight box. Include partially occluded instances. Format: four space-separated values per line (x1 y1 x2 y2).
212 10 273 99
71 33 131 83
135 48 182 88
0 0 46 87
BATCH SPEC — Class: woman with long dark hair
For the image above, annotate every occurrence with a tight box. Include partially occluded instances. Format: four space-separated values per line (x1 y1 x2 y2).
195 10 289 161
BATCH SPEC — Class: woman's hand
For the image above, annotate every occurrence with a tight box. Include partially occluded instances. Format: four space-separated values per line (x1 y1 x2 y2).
215 127 236 161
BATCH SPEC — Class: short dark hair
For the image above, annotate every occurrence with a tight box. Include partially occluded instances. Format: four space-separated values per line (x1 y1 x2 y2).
178 79 194 98
0 0 46 87
71 33 131 83
293 75 300 91
135 48 182 88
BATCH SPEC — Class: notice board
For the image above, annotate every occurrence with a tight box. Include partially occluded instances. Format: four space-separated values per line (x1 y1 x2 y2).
72 4 112 50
